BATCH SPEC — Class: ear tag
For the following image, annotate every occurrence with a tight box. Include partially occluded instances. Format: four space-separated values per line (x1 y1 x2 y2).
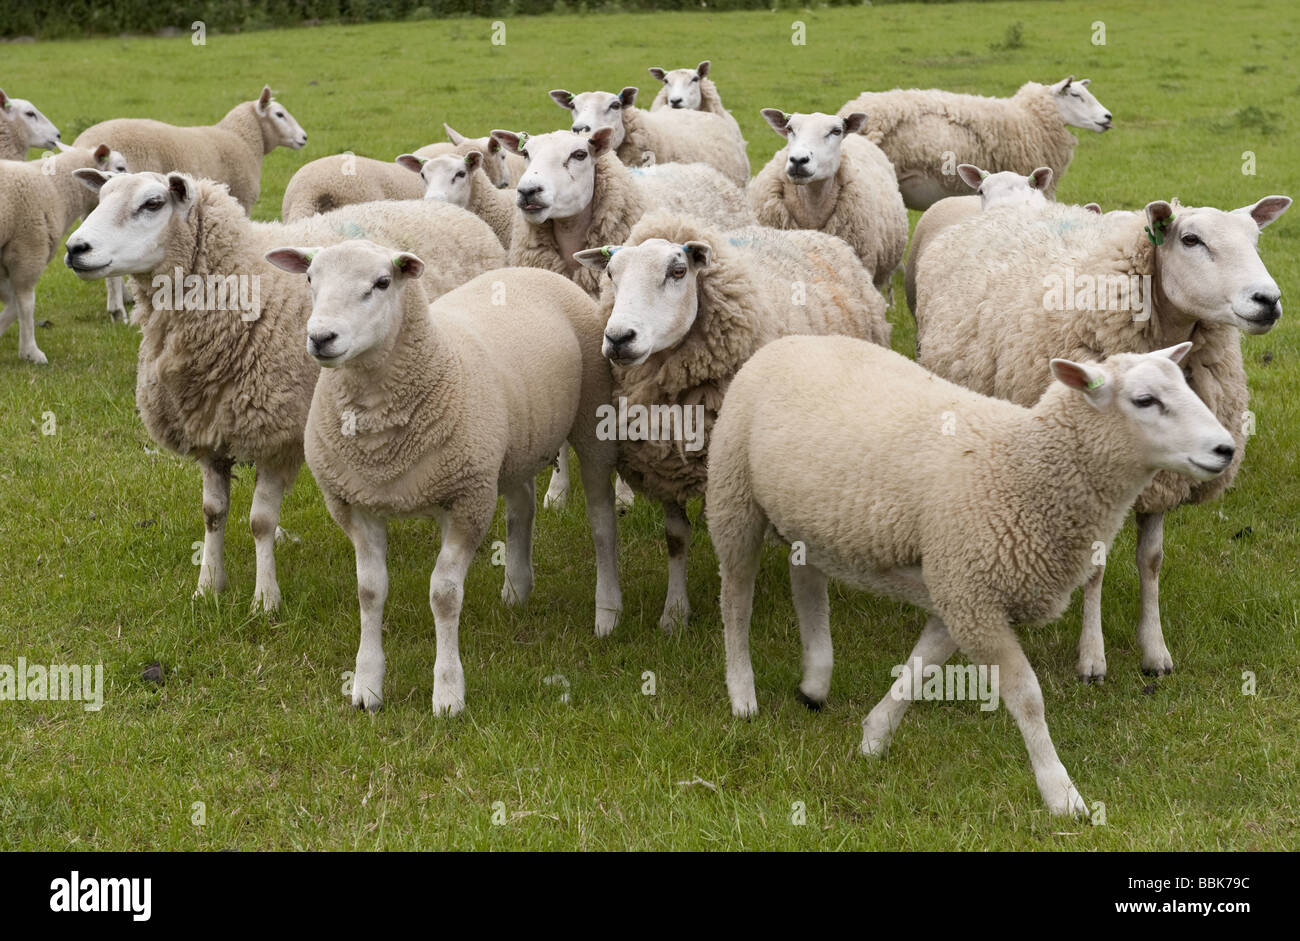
1087 375 1106 390
1145 212 1175 246
516 131 529 156
979 170 989 180
600 245 618 258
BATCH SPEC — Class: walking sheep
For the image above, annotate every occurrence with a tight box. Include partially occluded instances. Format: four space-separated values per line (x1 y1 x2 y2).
0 90 61 159
915 195 1290 680
397 150 514 247
267 242 621 714
748 110 908 295
839 77 1112 209
63 170 505 612
281 153 425 222
708 337 1234 815
573 210 889 631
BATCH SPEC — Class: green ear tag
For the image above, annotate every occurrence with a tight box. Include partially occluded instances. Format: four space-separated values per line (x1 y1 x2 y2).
1145 212 1175 246
600 245 616 258
1087 375 1105 390
304 250 316 263
979 170 989 180
516 131 529 155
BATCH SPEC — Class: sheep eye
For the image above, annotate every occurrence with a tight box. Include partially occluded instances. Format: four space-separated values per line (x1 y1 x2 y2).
25 110 36 118
830 127 842 136
610 101 621 110
570 150 587 161
1132 395 1161 409
691 76 699 83
454 171 465 180
1181 234 1202 248
141 196 165 212
374 276 391 291
670 266 686 281
276 111 285 118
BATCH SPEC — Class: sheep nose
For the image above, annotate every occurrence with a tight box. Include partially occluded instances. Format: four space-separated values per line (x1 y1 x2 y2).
789 155 811 167
55 130 62 140
1213 443 1236 463
670 98 683 107
572 123 590 133
66 238 91 257
1252 292 1281 320
605 327 636 349
517 184 542 201
309 330 338 353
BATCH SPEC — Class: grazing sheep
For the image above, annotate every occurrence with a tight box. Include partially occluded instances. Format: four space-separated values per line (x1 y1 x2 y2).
748 110 907 295
549 87 749 187
903 163 1052 314
839 77 1112 210
573 209 889 630
267 243 621 713
0 144 126 363
63 171 505 612
281 153 425 222
396 151 513 248
0 90 61 159
709 337 1234 815
414 124 525 189
915 196 1291 680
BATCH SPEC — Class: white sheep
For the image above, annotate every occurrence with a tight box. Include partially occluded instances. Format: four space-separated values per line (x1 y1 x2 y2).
281 153 425 222
396 150 513 247
265 242 621 714
708 336 1234 815
549 87 749 187
63 170 505 612
915 195 1291 681
0 89 61 159
415 123 525 189
0 144 126 363
573 209 889 631
839 76 1112 209
748 110 908 296
648 61 724 114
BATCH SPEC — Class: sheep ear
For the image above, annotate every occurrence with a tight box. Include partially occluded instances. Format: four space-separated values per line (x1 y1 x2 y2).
1153 342 1193 365
1083 202 1102 214
549 89 576 111
842 111 868 135
392 252 424 280
1234 195 1291 230
956 164 985 190
1078 78 1091 87
1050 358 1108 399
573 247 616 272
648 67 667 82
487 136 502 154
73 168 111 193
443 123 465 144
264 247 318 274
491 130 525 157
760 108 791 137
1030 167 1053 190
92 144 111 164
167 173 193 206
463 150 483 171
395 153 426 173
619 87 639 108
696 61 710 78
1058 75 1075 93
257 86 273 113
683 240 712 270
1144 200 1175 242
588 127 615 157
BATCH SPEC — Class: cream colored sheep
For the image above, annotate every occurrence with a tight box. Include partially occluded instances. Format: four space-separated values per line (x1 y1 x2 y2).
281 153 425 222
0 90 61 159
414 124 524 189
396 150 513 247
840 77 1112 209
63 171 505 612
748 110 907 296
708 336 1233 815
574 209 889 631
648 61 724 115
915 195 1291 681
267 242 620 713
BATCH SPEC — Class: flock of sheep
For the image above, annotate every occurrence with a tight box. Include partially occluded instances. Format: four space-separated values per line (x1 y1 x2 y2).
0 57 1290 817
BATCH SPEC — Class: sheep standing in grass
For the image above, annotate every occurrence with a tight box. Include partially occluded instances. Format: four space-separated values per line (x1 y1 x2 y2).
0 90 61 159
63 171 504 612
839 77 1112 210
267 242 620 713
915 196 1290 680
396 150 514 247
748 110 907 296
0 144 126 363
281 154 425 222
549 87 749 187
416 123 525 189
74 86 307 321
709 337 1234 815
574 210 889 630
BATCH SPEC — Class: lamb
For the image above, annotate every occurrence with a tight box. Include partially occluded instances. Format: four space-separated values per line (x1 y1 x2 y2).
549 87 749 187
708 336 1235 815
748 110 908 296
914 195 1291 681
0 144 126 363
63 170 505 612
74 86 307 321
414 123 526 189
396 150 513 248
839 76 1112 210
648 61 726 115
903 163 1052 314
266 241 621 714
281 153 425 222
573 209 889 631
0 90 61 159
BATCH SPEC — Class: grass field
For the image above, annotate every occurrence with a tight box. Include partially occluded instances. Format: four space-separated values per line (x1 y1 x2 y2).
1 0 1298 850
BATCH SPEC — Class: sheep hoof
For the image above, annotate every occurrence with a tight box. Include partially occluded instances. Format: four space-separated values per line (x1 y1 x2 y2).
796 689 825 711
1050 787 1088 819
20 348 48 365
431 691 465 717
501 579 532 607
659 607 689 633
594 606 620 638
1075 654 1107 684
1077 669 1106 684
542 489 568 510
352 686 383 713
253 587 281 615
730 698 758 719
1141 650 1174 676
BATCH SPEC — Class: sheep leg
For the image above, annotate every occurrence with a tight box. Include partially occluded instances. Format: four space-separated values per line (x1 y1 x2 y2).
614 474 636 511
1135 511 1172 675
790 559 833 708
861 615 956 756
14 287 46 365
429 511 488 717
345 507 388 713
1076 566 1107 683
719 504 767 718
250 462 297 613
194 456 233 599
0 281 15 335
660 501 691 632
543 447 570 509
501 478 536 607
106 277 127 323
577 452 622 638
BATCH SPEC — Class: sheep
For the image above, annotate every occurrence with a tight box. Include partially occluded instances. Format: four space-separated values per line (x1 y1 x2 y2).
573 209 889 631
839 76 1112 210
265 241 620 714
709 336 1234 815
62 170 505 612
281 153 425 222
74 86 307 321
414 123 526 189
914 195 1291 681
0 144 126 364
396 150 513 247
0 89 61 159
548 87 749 187
648 61 725 115
903 163 1052 314
748 110 908 297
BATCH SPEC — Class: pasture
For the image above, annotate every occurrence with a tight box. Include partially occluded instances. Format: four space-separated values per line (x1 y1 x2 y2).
1 0 1297 850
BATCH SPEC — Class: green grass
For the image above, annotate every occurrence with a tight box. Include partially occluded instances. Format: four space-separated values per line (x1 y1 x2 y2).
2 0 1298 850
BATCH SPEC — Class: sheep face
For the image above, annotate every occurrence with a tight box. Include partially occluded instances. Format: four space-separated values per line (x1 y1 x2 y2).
0 91 60 150
577 238 711 367
957 164 1051 209
550 88 637 152
1051 345 1234 482
255 86 308 150
64 171 190 278
648 61 709 110
1051 77 1112 132
500 129 603 224
412 152 481 208
1147 197 1290 334
761 110 866 185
